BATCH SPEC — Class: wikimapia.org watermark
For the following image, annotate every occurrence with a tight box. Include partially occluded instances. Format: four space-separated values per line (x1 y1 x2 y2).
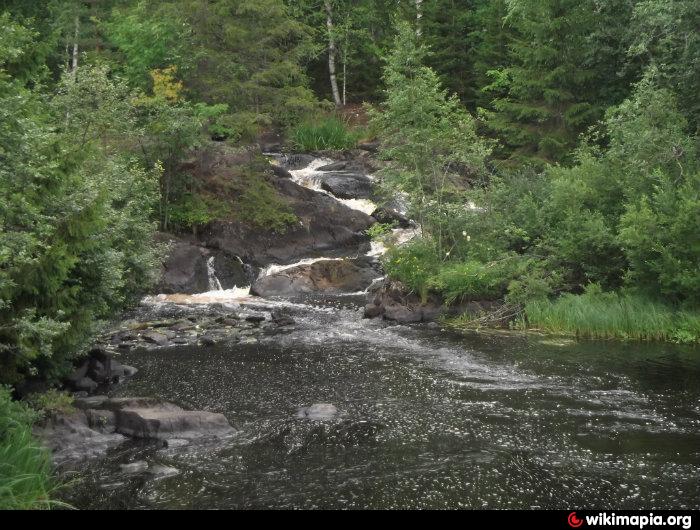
568 512 692 529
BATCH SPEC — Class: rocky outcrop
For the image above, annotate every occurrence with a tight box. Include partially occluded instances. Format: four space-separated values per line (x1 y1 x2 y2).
250 259 382 297
157 237 249 294
203 178 374 266
64 347 138 394
364 280 500 324
158 240 210 294
35 396 235 465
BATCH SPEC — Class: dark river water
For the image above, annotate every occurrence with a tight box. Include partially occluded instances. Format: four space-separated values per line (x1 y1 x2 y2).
61 296 700 509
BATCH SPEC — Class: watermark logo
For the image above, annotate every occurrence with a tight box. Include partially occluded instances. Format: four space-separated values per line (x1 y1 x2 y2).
569 512 584 528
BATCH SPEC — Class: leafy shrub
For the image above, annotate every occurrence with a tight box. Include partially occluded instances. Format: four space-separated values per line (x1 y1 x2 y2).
236 177 297 233
25 390 74 418
289 116 362 151
427 260 516 304
383 240 441 302
365 222 395 240
168 193 231 234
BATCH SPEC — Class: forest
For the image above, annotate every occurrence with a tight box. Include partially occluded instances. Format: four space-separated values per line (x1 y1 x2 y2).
0 0 699 510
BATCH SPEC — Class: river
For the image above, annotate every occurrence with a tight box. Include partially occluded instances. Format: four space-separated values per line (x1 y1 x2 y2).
58 156 700 510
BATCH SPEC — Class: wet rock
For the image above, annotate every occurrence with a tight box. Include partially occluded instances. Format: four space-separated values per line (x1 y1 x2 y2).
371 207 412 229
34 412 127 465
297 403 339 421
121 461 149 474
320 172 373 200
114 403 234 441
279 153 316 170
85 409 117 434
271 164 293 179
251 259 382 297
142 331 169 346
365 280 500 323
317 160 347 171
157 240 210 294
358 141 379 153
147 464 180 480
163 438 190 449
74 395 109 409
199 335 216 346
74 377 98 393
363 304 383 319
172 337 190 345
245 314 266 324
271 309 295 326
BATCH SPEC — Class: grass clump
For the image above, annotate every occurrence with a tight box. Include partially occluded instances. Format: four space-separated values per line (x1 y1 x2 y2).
289 116 363 151
0 386 62 510
521 284 700 343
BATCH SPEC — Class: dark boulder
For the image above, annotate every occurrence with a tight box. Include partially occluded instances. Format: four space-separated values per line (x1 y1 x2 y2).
157 240 209 294
319 172 373 200
317 161 347 172
251 259 382 297
371 207 412 228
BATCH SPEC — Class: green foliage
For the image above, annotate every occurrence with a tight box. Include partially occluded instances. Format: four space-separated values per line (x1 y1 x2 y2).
236 175 297 233
0 35 160 385
523 285 700 343
25 389 74 417
289 115 362 151
383 239 441 302
0 386 61 510
427 259 518 304
168 193 231 233
365 222 395 240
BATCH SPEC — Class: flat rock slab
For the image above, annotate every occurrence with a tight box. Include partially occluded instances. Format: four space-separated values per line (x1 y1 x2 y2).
115 405 234 440
297 403 339 421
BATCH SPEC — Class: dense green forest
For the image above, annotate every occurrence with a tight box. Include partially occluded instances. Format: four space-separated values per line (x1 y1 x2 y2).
0 0 699 508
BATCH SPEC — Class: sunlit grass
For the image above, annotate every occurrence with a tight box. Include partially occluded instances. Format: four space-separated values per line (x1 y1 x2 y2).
522 290 700 343
289 116 363 151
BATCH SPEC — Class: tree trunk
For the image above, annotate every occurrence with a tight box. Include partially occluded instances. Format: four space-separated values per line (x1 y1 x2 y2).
70 16 79 80
324 1 342 107
415 0 423 37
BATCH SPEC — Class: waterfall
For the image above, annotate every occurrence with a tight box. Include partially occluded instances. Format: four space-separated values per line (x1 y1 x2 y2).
207 257 223 291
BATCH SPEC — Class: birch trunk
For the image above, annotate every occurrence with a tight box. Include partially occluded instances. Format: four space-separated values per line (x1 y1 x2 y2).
70 16 79 80
415 0 423 37
324 1 342 107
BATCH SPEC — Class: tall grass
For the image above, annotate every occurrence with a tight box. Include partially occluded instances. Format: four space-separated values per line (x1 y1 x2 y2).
522 288 700 343
289 116 363 151
0 386 62 510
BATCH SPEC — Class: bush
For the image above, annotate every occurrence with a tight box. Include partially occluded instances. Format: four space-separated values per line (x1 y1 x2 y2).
383 240 441 302
427 259 517 304
236 176 297 233
289 116 362 151
0 386 61 510
25 390 74 418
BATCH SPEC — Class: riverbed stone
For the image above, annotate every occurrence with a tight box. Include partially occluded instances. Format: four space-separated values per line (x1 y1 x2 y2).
147 464 180 480
114 404 234 441
142 331 169 345
34 412 127 465
297 403 339 421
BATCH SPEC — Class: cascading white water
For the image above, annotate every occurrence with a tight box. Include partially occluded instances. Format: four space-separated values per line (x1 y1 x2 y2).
206 256 224 291
286 157 379 216
258 256 345 278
